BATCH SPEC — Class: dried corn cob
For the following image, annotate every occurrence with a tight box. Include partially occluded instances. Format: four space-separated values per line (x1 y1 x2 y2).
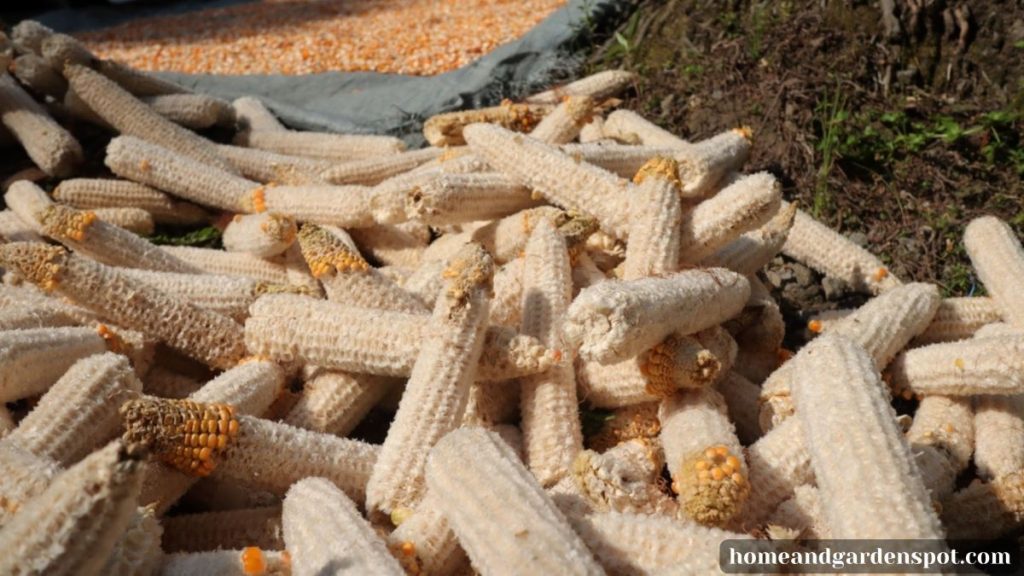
232 96 286 133
964 216 1024 327
159 549 291 576
118 268 274 321
11 53 67 99
161 506 282 553
716 371 762 445
405 172 541 225
4 179 51 233
519 219 582 486
526 70 637 105
223 213 297 258
236 129 404 162
673 128 752 198
39 32 93 68
910 296 1003 346
0 283 96 325
603 109 688 148
90 207 154 235
0 73 82 177
907 395 974 500
622 158 682 280
284 477 404 576
973 322 1024 338
160 246 291 285
792 334 944 539
766 484 829 540
0 305 80 331
101 506 164 576
423 101 551 146
259 184 381 228
490 257 527 327
463 379 522 427
321 147 443 185
215 143 328 185
659 388 749 525
425 426 604 575
366 244 493 517
464 123 633 239
0 243 246 369
349 223 428 268
0 441 143 576
0 209 43 242
143 365 203 399
142 93 232 130
578 116 606 143
529 95 596 144
887 335 1024 396
121 397 239 478
0 442 62 523
563 268 750 364
572 439 676 516
284 370 398 437
11 20 53 55
700 201 797 276
6 352 141 466
0 326 107 401
941 470 1024 539
387 489 468 576
740 417 812 526
53 178 209 225
973 394 1024 480
560 142 674 179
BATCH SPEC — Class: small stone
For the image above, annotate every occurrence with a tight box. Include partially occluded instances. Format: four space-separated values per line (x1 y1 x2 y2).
791 263 813 287
821 276 850 300
847 232 868 247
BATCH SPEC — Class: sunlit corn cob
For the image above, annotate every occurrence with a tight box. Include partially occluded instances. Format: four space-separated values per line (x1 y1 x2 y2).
643 327 736 396
792 334 944 539
160 246 291 284
64 64 234 174
245 294 555 380
90 207 154 235
603 109 688 147
0 209 43 243
973 394 1024 480
469 206 578 264
659 389 749 526
0 243 247 369
463 379 522 427
781 202 900 293
560 142 675 179
940 470 1024 540
387 489 468 576
887 335 1024 396
425 426 604 575
349 223 428 268
366 244 493 517
284 369 398 437
0 441 62 522
11 53 67 99
0 283 96 325
519 219 582 486
118 268 277 321
101 506 164 576
5 352 141 466
740 416 812 526
563 268 750 364
0 325 107 402
529 95 596 144
161 506 281 553
215 143 328 185
911 296 1004 346
142 93 232 130
622 158 683 280
404 172 540 225
232 96 287 133
906 395 974 500
4 179 52 234
52 178 209 225
0 73 82 177
490 257 527 327
464 123 633 239
974 322 1024 338
0 441 143 576
0 305 80 331
578 116 606 143
296 224 426 313
400 259 447 307
673 128 752 198
321 147 443 185
159 549 291 576
143 365 202 399
716 371 762 445
235 129 405 162
526 69 637 105
964 215 1024 327
223 213 297 258
284 477 404 576
39 204 200 273
256 184 381 228
104 136 257 213
572 439 676 516
423 101 551 146
766 484 829 540
700 201 796 276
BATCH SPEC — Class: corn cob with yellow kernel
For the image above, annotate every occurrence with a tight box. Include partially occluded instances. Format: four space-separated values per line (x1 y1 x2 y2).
941 469 1024 539
528 95 596 144
907 395 974 500
558 142 674 179
235 129 405 162
284 369 399 437
161 506 282 553
563 268 750 364
366 244 493 517
0 326 108 402
321 146 444 185
53 178 209 226
964 215 1024 327
792 334 945 539
0 243 247 369
160 246 291 285
621 157 683 280
972 394 1024 481
670 128 752 198
526 69 637 105
232 96 286 133
0 73 82 177
214 144 327 185
572 439 676 517
423 101 552 147
426 426 605 575
0 441 143 576
5 352 141 466
387 489 469 576
887 335 1024 397
159 549 291 576
603 109 688 148
284 477 404 576
222 213 297 258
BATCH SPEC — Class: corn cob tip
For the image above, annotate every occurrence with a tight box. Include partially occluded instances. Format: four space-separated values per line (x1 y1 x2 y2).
565 95 597 125
259 213 297 244
40 204 97 242
96 323 129 354
442 242 494 300
250 186 267 213
296 224 368 278
0 241 67 291
672 444 750 525
733 126 754 140
632 156 682 188
557 210 600 249
642 337 721 396
120 397 239 477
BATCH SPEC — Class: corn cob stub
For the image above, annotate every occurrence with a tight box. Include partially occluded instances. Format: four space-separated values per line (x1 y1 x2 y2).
120 397 238 477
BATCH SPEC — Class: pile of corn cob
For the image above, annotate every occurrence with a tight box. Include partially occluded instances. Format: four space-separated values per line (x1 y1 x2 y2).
0 17 1022 576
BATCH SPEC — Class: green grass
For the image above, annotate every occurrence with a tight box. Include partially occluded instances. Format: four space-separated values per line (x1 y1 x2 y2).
813 87 848 217
148 225 222 249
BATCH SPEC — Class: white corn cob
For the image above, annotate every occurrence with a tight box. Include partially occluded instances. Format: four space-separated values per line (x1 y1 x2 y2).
529 95 596 144
284 477 404 576
0 73 82 177
578 116 606 143
740 416 812 526
561 142 675 179
367 244 493 517
423 101 551 146
5 352 141 466
118 268 275 321
888 335 1024 397
973 394 1024 480
700 201 797 276
490 257 527 327
0 442 62 524
0 326 107 402
716 371 762 445
11 20 53 55
792 334 944 539
236 129 405 161
101 506 164 576
673 128 752 198
911 296 1004 346
11 53 67 99
603 109 688 147
964 215 1024 327
405 172 541 225
659 389 749 525
159 549 291 576
0 283 96 325
426 426 605 575
232 96 287 133
973 322 1024 338
349 223 428 268
4 179 51 234
160 246 291 285
401 258 447 306
215 143 328 185
222 212 296 258
563 268 750 364
321 146 443 185
907 395 974 500
0 441 143 576
0 243 247 369
142 93 232 130
519 219 582 486
465 205 565 264
296 224 426 313
63 63 233 172
0 306 80 331
622 158 683 280
161 506 282 553
464 123 634 239
781 201 901 294
90 207 154 235
143 365 203 399
526 70 637 104
677 171 781 264
52 178 209 225
0 209 43 242
572 439 676 516
284 369 398 437
760 282 940 429
258 184 379 228
39 32 92 68
387 489 468 576
940 470 1024 539
766 484 829 540
463 379 522 427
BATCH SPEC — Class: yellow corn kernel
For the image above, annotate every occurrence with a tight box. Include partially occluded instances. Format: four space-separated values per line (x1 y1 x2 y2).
120 397 238 477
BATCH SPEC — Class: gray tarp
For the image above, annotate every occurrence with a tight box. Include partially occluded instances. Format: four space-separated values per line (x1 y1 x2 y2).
36 0 635 145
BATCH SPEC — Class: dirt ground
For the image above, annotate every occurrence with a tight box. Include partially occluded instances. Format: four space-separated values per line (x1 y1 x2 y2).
588 0 1023 313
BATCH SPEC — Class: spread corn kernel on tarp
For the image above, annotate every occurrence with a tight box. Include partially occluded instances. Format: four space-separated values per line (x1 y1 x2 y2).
33 0 634 146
